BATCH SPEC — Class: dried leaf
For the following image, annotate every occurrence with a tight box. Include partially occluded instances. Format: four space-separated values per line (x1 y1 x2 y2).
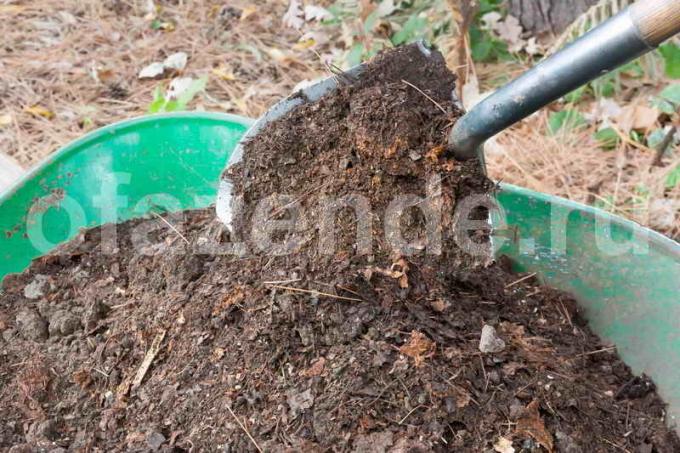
24 105 54 119
138 62 165 79
163 52 188 71
399 331 435 367
282 0 304 29
376 0 396 17
493 436 516 453
304 5 331 22
516 400 554 452
212 66 236 81
240 6 258 21
616 105 660 132
300 357 326 377
213 287 245 315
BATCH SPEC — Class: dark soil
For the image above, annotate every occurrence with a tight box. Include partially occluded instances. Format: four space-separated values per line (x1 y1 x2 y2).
1 44 678 452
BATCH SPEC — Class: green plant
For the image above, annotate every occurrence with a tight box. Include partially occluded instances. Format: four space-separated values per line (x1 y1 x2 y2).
666 164 680 190
148 77 207 114
658 41 680 79
594 127 619 149
548 109 587 134
469 0 511 63
652 84 680 114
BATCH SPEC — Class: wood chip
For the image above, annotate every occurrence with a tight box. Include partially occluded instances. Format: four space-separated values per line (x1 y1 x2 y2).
132 330 167 391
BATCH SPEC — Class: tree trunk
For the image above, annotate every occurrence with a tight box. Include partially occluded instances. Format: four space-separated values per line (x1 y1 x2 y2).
509 0 600 35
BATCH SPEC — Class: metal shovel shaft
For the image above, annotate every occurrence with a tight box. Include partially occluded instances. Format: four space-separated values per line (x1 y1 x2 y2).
449 0 680 160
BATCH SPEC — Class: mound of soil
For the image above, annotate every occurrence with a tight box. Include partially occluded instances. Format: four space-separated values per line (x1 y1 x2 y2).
1 44 678 452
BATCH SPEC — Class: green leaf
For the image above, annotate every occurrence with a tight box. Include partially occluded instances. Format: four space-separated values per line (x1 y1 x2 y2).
652 84 680 114
564 85 588 104
548 109 587 134
346 42 365 67
363 10 380 34
647 128 668 149
148 86 166 114
594 127 619 150
659 42 680 79
659 84 680 104
665 164 680 189
391 14 427 45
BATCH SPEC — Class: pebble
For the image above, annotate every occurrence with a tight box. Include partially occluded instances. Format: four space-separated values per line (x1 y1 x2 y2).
48 310 82 337
146 431 166 450
479 324 506 353
23 275 50 300
16 309 48 341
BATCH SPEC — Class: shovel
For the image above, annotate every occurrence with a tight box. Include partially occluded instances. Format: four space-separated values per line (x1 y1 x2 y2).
217 0 680 226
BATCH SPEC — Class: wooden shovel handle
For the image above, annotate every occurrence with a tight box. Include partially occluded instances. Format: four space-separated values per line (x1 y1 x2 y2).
630 0 680 47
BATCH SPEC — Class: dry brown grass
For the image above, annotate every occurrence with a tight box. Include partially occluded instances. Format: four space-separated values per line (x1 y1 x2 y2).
0 0 327 166
487 113 680 238
0 0 677 238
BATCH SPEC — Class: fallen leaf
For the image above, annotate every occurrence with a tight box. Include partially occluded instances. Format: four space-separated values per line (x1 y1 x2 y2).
163 52 188 71
240 6 258 20
304 5 331 21
211 66 236 81
496 15 524 52
430 299 449 313
515 400 554 452
616 104 659 132
24 105 54 119
493 436 516 453
454 386 471 408
138 62 165 79
376 0 396 17
399 331 435 367
282 0 304 29
300 357 326 377
213 287 245 315
0 114 12 126
425 145 445 162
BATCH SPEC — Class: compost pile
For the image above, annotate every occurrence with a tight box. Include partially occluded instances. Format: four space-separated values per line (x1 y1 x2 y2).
1 44 678 452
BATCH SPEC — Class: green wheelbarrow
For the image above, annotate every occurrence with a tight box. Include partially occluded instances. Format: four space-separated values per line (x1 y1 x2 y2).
0 112 678 431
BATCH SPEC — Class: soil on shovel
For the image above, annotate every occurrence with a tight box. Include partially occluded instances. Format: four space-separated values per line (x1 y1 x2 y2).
1 44 678 452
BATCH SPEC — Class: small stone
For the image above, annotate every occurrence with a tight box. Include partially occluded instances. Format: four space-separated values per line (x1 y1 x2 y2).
555 431 581 453
24 275 50 299
479 324 505 353
16 309 48 341
408 150 422 161
48 310 81 337
26 418 59 443
287 388 314 417
146 431 166 450
82 300 110 330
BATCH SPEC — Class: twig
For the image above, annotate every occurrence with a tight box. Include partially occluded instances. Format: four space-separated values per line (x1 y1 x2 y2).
132 329 167 390
152 212 190 245
401 79 448 115
574 346 616 358
505 272 537 289
226 405 263 453
265 284 363 302
261 278 302 285
399 405 425 425
599 436 632 453
652 125 677 167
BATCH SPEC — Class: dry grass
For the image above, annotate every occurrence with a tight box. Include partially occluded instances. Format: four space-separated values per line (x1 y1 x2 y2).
0 0 677 238
0 0 327 166
487 113 680 238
